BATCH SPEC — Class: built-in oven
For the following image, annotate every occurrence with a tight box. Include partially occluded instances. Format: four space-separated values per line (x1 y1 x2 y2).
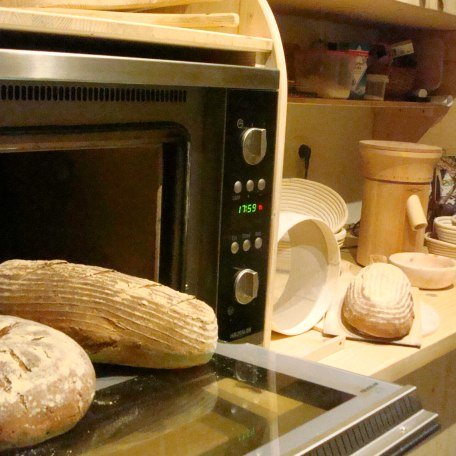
0 48 279 344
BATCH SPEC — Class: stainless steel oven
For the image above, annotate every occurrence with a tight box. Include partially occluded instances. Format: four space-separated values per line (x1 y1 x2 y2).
0 48 279 344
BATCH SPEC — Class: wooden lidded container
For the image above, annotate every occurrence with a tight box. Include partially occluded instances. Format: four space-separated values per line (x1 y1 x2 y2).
356 140 442 266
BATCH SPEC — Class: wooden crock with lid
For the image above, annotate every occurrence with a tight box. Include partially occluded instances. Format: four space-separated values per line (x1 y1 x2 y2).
359 140 442 183
357 140 442 266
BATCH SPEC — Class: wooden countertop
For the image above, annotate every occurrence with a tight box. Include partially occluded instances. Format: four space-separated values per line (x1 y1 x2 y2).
270 248 456 382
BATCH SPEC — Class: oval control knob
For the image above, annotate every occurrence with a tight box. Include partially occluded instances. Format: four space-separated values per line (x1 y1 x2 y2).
241 128 267 165
234 269 259 305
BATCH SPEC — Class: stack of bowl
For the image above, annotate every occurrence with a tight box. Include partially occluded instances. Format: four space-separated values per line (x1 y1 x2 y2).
279 178 348 247
425 216 456 259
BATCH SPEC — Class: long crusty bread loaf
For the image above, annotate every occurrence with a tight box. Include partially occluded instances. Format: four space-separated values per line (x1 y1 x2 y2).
0 259 218 369
0 315 96 451
342 263 414 339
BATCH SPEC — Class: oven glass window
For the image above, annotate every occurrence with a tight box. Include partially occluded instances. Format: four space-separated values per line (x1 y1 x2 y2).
8 353 354 455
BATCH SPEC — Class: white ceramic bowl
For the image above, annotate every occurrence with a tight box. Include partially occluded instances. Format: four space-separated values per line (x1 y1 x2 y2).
389 252 456 289
434 216 456 244
424 232 456 259
280 178 348 234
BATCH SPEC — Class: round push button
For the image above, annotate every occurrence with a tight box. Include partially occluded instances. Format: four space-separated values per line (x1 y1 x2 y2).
246 180 254 192
242 239 251 252
254 237 263 249
234 181 242 194
258 179 266 191
231 242 240 254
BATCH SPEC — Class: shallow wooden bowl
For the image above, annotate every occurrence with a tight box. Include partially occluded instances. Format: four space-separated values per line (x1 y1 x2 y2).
389 251 456 289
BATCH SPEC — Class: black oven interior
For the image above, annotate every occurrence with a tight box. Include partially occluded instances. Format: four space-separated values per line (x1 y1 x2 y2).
0 124 189 290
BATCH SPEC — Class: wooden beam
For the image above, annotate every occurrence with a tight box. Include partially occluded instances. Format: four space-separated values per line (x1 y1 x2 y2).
0 0 223 11
23 8 239 28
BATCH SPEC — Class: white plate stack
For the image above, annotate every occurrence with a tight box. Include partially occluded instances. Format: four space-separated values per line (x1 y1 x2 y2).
425 216 456 258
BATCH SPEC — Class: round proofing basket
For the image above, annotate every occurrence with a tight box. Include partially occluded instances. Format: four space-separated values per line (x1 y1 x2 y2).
425 232 456 259
334 227 347 247
272 211 341 336
434 216 456 244
280 178 348 234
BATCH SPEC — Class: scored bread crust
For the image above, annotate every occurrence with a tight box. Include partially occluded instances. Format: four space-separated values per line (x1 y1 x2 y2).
0 315 96 451
0 259 218 369
342 263 415 339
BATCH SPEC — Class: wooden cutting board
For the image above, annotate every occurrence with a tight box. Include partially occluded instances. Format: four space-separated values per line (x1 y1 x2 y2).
0 0 222 11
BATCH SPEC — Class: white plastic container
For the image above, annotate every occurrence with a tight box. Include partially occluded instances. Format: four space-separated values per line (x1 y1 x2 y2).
294 49 357 99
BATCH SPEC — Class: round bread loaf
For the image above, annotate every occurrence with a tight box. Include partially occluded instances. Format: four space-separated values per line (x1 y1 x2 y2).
342 263 415 339
0 315 96 451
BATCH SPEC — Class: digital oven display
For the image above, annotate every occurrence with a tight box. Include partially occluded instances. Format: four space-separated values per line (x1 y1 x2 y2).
237 202 264 215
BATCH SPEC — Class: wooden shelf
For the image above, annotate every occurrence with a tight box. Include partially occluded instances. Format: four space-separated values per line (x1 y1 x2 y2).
288 95 451 110
268 0 456 30
0 7 273 54
286 95 450 142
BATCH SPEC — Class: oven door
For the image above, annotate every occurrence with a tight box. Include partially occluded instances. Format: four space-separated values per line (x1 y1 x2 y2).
0 123 214 293
2 343 439 455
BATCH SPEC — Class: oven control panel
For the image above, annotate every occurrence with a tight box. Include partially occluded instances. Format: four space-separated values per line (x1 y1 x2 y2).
217 89 277 343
